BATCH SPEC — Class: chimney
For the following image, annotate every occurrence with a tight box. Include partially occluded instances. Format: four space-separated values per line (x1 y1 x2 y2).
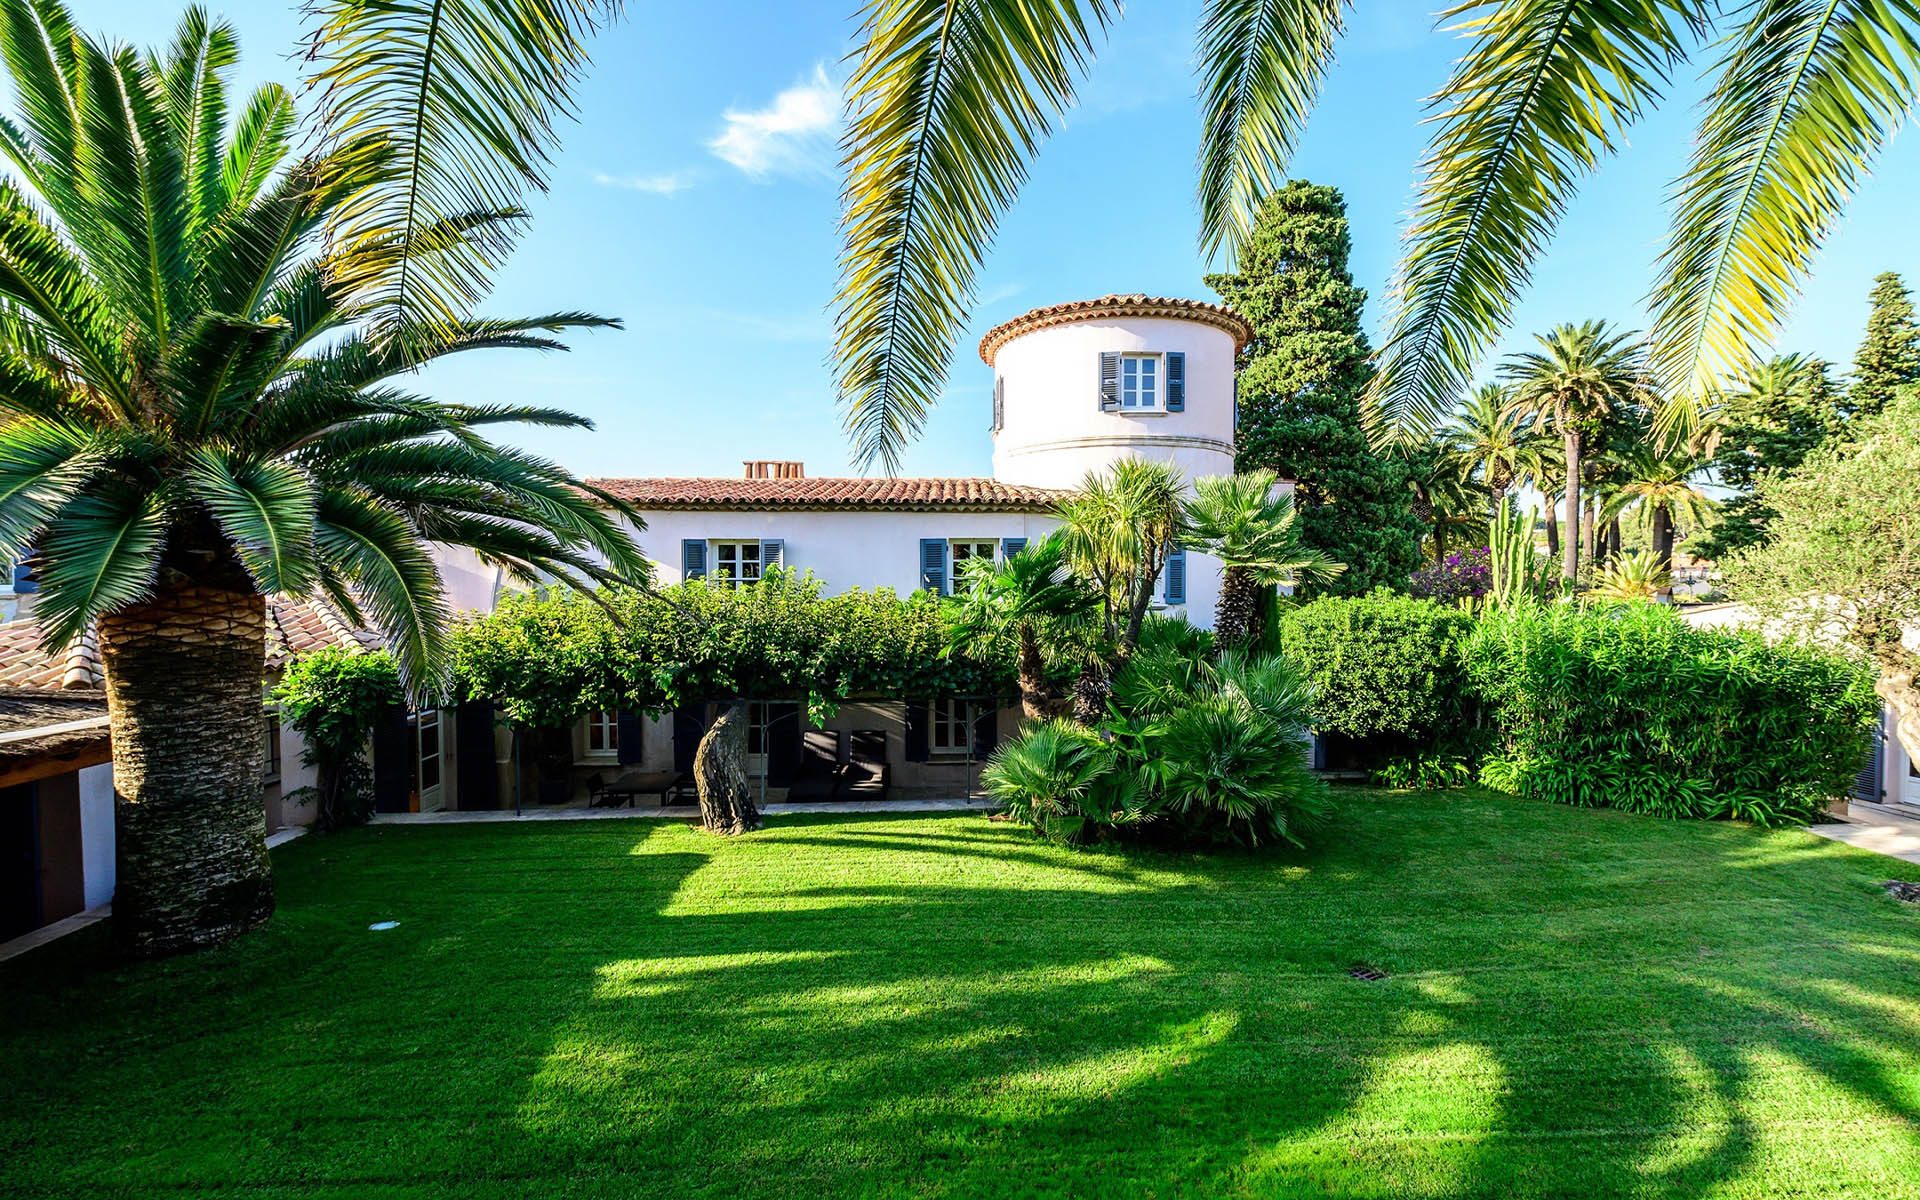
743 460 805 480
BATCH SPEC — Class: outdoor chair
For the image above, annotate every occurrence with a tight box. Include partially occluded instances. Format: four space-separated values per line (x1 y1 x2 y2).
784 730 844 802
838 730 889 799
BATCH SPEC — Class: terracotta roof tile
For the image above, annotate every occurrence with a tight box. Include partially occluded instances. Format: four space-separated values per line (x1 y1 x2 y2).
585 476 1070 512
979 294 1253 365
0 595 380 692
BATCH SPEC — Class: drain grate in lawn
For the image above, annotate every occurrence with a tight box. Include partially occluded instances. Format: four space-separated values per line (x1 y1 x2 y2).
1346 962 1389 982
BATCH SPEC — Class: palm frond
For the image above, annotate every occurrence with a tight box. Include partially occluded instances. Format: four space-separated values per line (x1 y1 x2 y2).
304 0 622 344
1650 0 1920 408
0 0 81 211
158 6 235 241
1194 0 1348 257
186 449 315 594
0 415 97 560
71 38 191 346
1367 0 1706 442
0 181 131 408
217 80 293 215
835 0 1117 472
163 313 292 436
32 485 165 650
313 487 448 694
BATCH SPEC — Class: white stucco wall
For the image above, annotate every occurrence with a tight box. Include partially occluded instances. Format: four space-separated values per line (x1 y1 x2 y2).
76 762 113 909
990 315 1238 490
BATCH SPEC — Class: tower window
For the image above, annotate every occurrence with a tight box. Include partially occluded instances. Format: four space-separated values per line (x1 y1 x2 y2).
1120 353 1160 410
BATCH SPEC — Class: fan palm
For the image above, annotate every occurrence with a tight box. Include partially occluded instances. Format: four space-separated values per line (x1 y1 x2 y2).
1500 322 1650 582
1181 470 1343 648
0 2 638 957
1600 443 1714 597
945 531 1098 720
833 0 1920 468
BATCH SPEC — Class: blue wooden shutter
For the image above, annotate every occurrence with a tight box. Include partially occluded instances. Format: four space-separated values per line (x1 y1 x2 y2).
760 539 784 574
11 555 34 593
904 701 930 762
1163 545 1187 605
992 376 1005 431
1098 351 1120 411
1000 537 1027 560
681 539 707 580
616 710 645 765
919 538 948 595
1165 352 1186 411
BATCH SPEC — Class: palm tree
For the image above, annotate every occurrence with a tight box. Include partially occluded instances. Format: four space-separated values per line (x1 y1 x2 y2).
1500 322 1649 583
831 1 1915 468
0 3 636 957
1055 458 1185 721
1182 471 1342 647
1600 444 1715 599
945 532 1098 720
1442 383 1532 505
1510 433 1565 560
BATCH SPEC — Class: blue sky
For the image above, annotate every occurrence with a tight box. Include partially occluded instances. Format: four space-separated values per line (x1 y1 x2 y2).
65 1 1920 479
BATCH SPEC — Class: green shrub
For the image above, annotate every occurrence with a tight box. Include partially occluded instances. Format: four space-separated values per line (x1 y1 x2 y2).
1275 590 1476 749
1463 604 1878 825
1372 750 1473 791
272 648 403 831
989 629 1330 850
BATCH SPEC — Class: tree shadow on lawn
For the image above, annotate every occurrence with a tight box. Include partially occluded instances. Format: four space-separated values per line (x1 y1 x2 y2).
4 801 1920 1199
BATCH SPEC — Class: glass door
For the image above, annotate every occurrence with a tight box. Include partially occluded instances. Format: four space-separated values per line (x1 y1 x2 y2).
417 709 446 812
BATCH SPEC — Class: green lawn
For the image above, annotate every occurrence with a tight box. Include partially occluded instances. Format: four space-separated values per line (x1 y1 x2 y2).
5 790 1920 1199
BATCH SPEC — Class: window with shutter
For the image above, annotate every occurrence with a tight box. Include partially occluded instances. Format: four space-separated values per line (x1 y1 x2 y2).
1098 351 1120 411
1000 537 1027 560
1165 351 1186 411
919 538 948 595
992 376 1005 431
681 539 706 580
1163 545 1187 605
760 539 785 573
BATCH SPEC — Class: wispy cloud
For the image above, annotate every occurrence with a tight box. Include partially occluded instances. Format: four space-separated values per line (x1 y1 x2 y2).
592 169 698 196
708 63 840 181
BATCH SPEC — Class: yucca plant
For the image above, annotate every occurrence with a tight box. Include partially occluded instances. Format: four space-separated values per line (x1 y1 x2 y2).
1585 549 1670 602
1180 470 1343 648
0 1 636 956
831 0 1920 466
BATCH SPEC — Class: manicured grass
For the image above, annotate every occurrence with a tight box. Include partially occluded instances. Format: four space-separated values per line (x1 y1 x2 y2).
5 790 1920 1199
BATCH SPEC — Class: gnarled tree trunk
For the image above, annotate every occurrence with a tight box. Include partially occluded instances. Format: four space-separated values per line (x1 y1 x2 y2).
1015 628 1053 722
693 701 761 835
1873 642 1920 770
99 584 273 958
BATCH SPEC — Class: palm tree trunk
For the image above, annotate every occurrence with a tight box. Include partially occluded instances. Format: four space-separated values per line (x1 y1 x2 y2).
1544 500 1560 558
1563 432 1582 582
1215 565 1261 649
693 701 761 835
1070 662 1109 726
99 585 273 958
1605 516 1622 561
1016 628 1051 722
1651 506 1675 602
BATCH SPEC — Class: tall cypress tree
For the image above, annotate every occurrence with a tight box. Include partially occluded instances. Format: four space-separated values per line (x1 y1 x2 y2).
1850 271 1920 420
1205 182 1422 594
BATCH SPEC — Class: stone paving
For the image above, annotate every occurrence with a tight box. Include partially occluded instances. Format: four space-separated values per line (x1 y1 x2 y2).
1810 801 1920 867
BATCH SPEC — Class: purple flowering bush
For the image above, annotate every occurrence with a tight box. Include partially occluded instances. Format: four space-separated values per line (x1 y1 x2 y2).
1407 548 1492 602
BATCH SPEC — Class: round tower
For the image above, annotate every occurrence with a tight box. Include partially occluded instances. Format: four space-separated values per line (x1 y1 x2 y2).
979 294 1251 490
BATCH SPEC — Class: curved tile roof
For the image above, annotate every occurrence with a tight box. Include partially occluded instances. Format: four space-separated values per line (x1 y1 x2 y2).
0 595 378 691
979 294 1253 365
585 476 1070 512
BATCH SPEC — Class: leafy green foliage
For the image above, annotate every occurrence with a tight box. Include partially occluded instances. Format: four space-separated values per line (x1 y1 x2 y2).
1848 271 1920 420
271 647 403 830
1275 591 1476 746
0 1 645 688
1464 604 1878 824
1693 355 1844 560
1204 182 1422 594
450 572 1015 728
988 625 1329 850
1371 750 1473 790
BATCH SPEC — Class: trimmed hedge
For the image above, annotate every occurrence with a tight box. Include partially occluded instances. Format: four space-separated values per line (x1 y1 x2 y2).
1463 603 1878 825
1276 590 1475 745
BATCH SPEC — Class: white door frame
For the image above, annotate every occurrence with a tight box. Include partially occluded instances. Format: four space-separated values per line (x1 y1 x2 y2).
417 708 446 812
